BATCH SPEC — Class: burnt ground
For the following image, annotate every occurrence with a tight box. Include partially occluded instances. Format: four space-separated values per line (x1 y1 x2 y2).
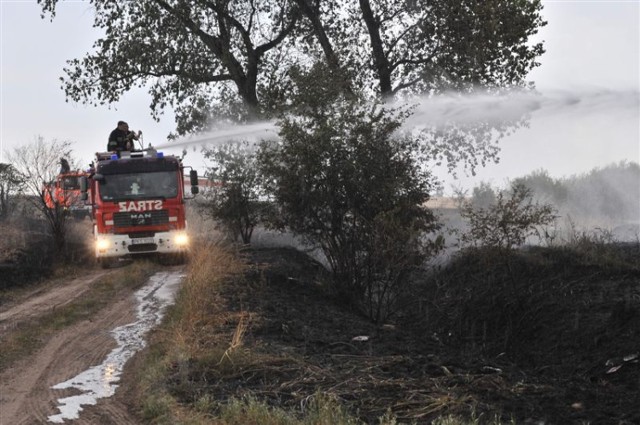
2 235 637 424
169 244 640 425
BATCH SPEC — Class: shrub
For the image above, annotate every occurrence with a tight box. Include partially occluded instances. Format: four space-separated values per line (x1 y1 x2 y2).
257 64 442 322
201 141 270 244
458 183 556 249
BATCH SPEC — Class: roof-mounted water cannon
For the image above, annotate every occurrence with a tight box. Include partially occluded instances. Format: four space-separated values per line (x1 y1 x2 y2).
135 130 143 151
144 143 158 157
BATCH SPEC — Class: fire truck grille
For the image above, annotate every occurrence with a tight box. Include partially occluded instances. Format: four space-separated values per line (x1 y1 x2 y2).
114 210 169 228
128 243 158 253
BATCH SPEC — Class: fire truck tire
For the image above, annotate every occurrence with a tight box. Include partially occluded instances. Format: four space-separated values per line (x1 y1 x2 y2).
159 253 187 265
98 258 111 269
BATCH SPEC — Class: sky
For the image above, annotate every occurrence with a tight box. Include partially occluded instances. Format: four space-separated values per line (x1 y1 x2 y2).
1 0 639 193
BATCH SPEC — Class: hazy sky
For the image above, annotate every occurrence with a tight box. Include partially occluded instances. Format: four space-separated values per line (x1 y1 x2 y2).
1 1 638 192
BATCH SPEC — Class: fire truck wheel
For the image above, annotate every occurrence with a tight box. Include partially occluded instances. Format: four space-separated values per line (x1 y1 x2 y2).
98 258 112 269
159 253 187 265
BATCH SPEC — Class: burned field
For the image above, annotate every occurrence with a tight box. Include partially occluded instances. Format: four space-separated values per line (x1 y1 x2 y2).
160 244 640 424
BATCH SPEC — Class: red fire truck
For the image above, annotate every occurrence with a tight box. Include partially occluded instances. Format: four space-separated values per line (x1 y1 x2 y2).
44 170 92 219
81 149 199 267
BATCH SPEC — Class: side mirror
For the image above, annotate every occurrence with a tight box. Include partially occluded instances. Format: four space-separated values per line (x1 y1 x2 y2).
189 170 199 194
80 176 88 192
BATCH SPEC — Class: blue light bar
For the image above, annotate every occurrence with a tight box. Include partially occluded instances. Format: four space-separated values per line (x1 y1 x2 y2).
110 154 118 160
157 152 164 158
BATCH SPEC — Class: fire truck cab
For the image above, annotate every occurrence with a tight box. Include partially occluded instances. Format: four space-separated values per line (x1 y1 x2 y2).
44 171 92 219
82 149 198 267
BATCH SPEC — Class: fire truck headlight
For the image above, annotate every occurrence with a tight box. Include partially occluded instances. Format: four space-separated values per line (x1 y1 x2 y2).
174 233 189 247
96 238 110 251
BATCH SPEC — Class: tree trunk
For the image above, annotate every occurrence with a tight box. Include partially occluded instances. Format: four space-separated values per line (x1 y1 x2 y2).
359 0 393 97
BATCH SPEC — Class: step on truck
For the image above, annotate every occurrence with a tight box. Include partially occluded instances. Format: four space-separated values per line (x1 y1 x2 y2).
81 148 199 267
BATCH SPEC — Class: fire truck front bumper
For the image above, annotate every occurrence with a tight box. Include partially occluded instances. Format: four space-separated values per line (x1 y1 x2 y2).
95 231 190 258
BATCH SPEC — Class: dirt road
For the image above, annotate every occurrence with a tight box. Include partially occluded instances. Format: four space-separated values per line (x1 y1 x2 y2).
0 266 184 424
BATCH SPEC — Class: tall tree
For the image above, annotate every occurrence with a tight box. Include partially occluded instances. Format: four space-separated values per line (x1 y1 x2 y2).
291 0 545 97
38 0 300 133
38 0 544 125
39 0 545 175
296 0 546 174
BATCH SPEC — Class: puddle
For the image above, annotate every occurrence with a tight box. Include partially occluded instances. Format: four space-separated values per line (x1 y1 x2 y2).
47 270 184 423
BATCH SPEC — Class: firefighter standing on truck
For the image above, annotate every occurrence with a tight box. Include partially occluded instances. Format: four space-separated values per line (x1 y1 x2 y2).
59 157 70 174
107 121 141 154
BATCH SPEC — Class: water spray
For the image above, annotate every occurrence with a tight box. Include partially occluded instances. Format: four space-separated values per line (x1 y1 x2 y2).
147 88 638 164
402 88 639 129
154 121 278 151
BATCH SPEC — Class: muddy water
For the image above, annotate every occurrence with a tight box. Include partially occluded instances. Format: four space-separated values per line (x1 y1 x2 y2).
47 270 185 423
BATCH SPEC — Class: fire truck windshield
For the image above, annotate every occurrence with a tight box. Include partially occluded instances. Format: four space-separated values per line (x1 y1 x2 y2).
61 176 81 190
98 171 178 201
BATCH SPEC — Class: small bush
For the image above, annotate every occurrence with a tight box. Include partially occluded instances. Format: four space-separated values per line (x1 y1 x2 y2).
258 65 441 322
200 141 269 244
0 222 54 289
458 183 556 249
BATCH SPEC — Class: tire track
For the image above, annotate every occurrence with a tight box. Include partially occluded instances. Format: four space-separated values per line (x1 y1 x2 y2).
2 292 135 424
0 267 185 425
0 270 111 334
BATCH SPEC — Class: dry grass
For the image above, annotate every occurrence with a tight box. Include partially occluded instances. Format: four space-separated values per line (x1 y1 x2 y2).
167 239 247 358
136 239 254 423
0 215 95 290
132 236 638 424
0 220 43 266
0 222 28 252
135 241 393 425
218 311 252 366
133 241 521 425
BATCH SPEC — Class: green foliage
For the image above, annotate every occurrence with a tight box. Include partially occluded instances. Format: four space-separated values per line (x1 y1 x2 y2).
0 163 25 221
201 141 268 244
213 393 364 425
563 161 640 223
332 0 545 96
512 168 568 206
458 183 556 249
38 0 300 131
513 162 640 236
258 64 441 322
38 0 546 136
470 181 497 209
37 0 547 179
